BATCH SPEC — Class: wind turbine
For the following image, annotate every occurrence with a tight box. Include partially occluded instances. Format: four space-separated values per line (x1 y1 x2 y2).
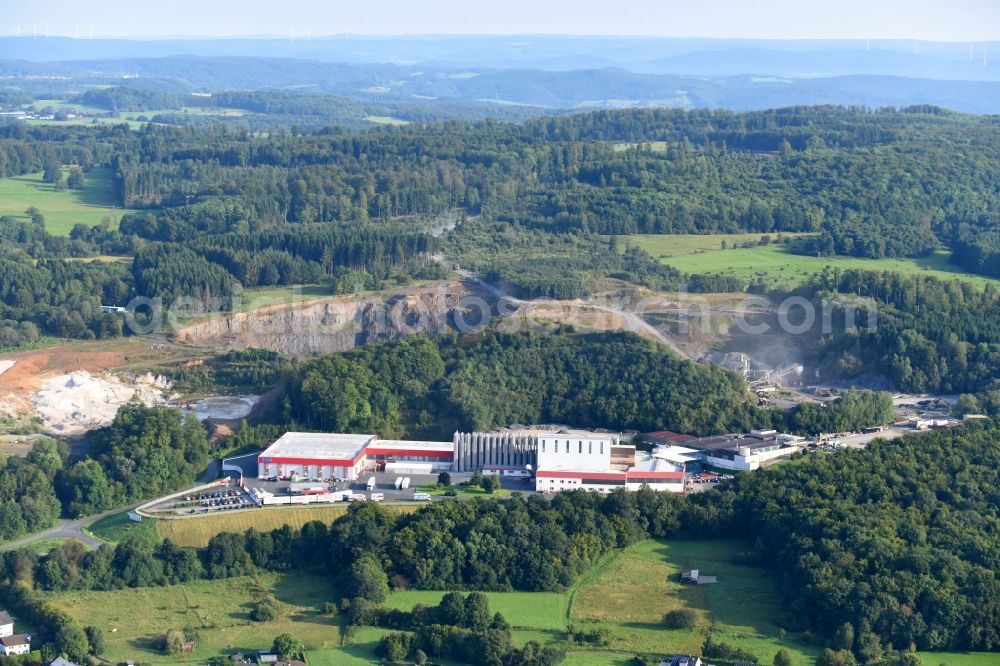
32 24 38 39
74 24 80 40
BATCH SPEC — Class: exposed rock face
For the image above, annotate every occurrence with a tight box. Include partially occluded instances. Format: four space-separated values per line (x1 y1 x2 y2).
175 283 486 355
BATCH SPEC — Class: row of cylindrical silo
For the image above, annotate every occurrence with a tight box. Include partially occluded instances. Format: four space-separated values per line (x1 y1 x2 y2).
452 431 537 472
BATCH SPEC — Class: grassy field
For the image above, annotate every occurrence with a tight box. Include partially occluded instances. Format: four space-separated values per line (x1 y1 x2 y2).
40 535 990 666
233 284 333 312
0 167 139 236
625 233 999 289
365 115 410 126
385 590 569 631
572 539 820 665
156 505 420 548
51 574 343 664
414 481 513 498
916 652 1000 666
88 510 160 546
22 537 72 554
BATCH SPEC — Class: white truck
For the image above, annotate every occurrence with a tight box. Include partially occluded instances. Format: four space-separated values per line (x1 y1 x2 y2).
400 477 411 490
394 477 404 490
412 492 431 501
366 476 377 491
369 493 384 502
348 493 367 502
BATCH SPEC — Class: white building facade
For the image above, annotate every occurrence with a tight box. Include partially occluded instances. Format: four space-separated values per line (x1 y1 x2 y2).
535 435 684 494
0 634 30 656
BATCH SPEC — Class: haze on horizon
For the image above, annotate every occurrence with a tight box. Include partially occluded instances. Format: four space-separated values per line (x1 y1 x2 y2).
3 0 1000 42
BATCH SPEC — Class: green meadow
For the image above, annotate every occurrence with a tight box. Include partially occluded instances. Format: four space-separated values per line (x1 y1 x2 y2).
42 537 993 665
0 167 139 236
50 574 343 664
623 233 999 289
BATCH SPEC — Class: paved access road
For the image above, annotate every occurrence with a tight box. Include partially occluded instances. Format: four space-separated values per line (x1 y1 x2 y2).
0 507 124 551
0 461 226 552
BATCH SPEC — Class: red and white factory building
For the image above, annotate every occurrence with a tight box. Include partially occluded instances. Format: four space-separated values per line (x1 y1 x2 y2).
257 432 454 481
533 434 685 493
258 430 685 493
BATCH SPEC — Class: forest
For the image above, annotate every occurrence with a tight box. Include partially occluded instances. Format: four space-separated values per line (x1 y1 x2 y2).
285 329 774 438
790 269 1000 404
0 404 211 541
1 105 999 353
285 329 900 438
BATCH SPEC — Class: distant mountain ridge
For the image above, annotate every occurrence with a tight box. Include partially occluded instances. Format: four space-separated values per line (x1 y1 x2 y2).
1 35 997 80
2 54 999 114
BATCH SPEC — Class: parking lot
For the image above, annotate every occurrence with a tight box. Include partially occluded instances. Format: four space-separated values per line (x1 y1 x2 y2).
142 483 258 516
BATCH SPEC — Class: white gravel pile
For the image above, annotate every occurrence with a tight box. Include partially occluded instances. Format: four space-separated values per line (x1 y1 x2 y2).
31 371 169 433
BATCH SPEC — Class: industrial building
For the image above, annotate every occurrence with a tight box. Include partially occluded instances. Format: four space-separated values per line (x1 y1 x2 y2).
652 429 803 471
534 433 685 493
257 432 453 481
452 431 536 472
257 429 685 493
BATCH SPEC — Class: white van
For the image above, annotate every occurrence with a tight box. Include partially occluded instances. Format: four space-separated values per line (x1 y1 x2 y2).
412 492 431 501
369 493 384 502
348 493 368 502
366 477 377 491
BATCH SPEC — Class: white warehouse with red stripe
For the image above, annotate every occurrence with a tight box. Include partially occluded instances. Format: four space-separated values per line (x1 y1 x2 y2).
257 432 453 481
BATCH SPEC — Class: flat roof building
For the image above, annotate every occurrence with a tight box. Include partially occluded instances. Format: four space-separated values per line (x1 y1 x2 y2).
257 433 452 481
535 434 684 494
655 429 803 471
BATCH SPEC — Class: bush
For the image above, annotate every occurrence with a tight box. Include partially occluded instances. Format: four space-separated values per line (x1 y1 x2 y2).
702 635 758 663
774 648 793 666
272 633 299 661
161 629 186 655
375 633 412 662
662 608 697 629
251 598 279 622
481 474 501 493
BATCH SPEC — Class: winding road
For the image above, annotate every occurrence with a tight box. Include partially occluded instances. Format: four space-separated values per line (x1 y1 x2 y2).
457 268 693 359
0 462 223 552
0 508 116 551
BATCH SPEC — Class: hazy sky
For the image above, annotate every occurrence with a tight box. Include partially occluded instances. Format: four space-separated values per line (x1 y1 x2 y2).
3 0 999 41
